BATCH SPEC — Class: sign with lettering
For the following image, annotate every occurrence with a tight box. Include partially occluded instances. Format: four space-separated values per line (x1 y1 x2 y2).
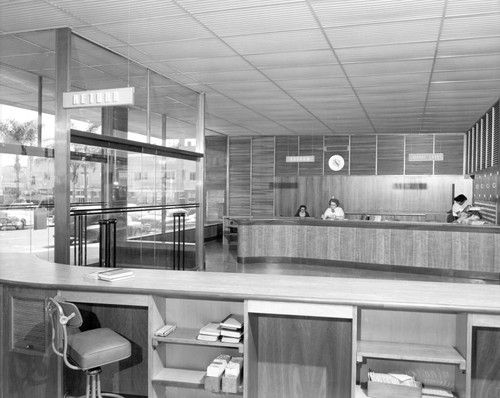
286 155 315 163
408 153 444 161
63 87 135 108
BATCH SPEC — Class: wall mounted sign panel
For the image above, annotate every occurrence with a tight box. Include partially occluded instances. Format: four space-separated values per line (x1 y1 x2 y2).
408 153 444 161
286 155 315 162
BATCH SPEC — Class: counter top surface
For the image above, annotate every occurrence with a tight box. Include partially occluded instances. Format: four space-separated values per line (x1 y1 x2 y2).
1 253 500 314
232 217 500 233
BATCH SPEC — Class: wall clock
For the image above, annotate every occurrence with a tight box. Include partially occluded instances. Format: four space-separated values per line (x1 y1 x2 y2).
328 155 345 171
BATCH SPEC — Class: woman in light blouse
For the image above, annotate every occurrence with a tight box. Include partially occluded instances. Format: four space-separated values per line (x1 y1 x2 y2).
321 198 345 220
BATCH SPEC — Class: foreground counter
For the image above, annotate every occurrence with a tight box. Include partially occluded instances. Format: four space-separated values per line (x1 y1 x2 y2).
234 217 500 280
1 254 500 398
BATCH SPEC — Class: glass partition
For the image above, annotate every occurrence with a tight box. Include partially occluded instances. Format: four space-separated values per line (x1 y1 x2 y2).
0 30 56 259
69 143 198 268
0 28 204 266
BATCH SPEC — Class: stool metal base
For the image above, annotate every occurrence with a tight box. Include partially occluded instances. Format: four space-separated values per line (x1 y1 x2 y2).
64 367 125 398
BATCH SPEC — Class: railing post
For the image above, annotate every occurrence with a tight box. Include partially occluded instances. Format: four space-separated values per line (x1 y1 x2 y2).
172 212 185 270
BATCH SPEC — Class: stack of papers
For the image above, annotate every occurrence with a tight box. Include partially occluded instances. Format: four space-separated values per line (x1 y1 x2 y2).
154 324 177 337
206 354 231 377
220 314 243 343
368 371 418 387
225 357 243 377
197 322 221 342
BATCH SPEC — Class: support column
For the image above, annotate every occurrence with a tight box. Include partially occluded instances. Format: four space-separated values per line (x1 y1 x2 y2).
54 28 71 264
195 93 206 270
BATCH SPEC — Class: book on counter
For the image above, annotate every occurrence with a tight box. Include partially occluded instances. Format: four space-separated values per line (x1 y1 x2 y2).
84 268 135 281
197 322 221 342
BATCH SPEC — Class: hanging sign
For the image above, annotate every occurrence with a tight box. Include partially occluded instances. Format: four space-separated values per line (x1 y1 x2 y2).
63 87 135 108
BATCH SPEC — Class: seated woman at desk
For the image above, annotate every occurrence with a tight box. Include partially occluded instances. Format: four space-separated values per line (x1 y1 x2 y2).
321 198 345 220
451 194 470 220
294 205 310 218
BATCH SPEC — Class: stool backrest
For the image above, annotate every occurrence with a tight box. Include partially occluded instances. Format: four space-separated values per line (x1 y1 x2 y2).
46 295 83 370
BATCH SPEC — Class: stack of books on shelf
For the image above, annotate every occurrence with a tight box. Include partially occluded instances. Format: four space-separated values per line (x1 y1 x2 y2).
220 314 244 344
197 322 221 342
205 354 243 394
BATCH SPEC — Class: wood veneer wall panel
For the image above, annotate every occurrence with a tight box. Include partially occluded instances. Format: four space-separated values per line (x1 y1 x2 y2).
237 222 500 273
493 101 499 166
377 135 404 175
485 109 493 168
275 136 298 176
471 327 500 398
275 175 470 219
449 231 500 273
298 135 324 176
205 136 227 190
324 135 349 175
467 232 500 273
251 137 275 216
390 229 416 267
274 176 299 217
434 135 464 175
229 137 251 215
254 314 352 398
405 134 434 175
464 100 499 173
360 310 456 345
427 230 453 270
350 135 376 175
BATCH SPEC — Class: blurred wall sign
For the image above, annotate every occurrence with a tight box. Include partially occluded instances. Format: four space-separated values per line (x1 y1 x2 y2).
63 87 135 108
408 153 444 161
285 155 315 163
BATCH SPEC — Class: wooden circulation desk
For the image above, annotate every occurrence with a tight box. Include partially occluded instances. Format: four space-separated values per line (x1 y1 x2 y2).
1 253 500 398
234 217 500 279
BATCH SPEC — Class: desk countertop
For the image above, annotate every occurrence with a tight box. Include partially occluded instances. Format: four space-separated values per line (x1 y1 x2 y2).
1 253 500 315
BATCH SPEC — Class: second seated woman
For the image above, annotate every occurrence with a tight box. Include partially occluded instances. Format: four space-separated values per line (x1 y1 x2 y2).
294 205 310 218
321 198 345 220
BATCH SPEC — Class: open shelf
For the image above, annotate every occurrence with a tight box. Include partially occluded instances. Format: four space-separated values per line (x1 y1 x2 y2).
152 368 244 395
357 340 466 371
152 327 243 352
152 368 205 388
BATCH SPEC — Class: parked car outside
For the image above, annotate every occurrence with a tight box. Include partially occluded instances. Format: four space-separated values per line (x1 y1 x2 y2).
0 211 26 230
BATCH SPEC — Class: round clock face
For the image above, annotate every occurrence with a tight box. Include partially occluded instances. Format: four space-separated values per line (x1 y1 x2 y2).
328 155 345 171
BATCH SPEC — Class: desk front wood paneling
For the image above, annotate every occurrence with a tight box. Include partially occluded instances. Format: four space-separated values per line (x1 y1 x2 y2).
235 218 500 277
2 254 500 398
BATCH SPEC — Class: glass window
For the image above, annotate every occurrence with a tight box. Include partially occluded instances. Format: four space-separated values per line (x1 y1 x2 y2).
1 29 203 267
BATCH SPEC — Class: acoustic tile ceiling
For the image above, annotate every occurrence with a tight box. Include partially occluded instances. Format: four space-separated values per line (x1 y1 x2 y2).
1 0 500 137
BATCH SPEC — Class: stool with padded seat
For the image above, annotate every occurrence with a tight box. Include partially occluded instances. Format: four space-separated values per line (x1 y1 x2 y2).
46 295 131 398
